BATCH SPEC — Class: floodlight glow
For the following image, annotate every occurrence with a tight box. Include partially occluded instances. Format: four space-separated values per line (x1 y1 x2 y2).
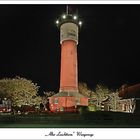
62 15 66 19
79 21 82 25
56 20 59 24
73 15 77 20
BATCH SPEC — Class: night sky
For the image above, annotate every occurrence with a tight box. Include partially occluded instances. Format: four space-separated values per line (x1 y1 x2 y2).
0 5 140 93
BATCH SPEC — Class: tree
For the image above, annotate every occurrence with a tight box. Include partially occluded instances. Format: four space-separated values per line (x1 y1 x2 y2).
78 82 98 112
43 91 55 98
108 92 120 111
94 84 112 110
42 91 56 110
0 76 42 107
78 82 95 97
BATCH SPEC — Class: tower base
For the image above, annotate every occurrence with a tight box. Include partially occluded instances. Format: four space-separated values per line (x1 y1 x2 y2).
49 92 88 112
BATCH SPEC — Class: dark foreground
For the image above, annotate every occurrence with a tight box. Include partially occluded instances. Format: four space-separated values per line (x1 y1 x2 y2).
0 111 140 128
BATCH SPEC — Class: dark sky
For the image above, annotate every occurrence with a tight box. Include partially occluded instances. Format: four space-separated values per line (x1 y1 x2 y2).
0 5 140 93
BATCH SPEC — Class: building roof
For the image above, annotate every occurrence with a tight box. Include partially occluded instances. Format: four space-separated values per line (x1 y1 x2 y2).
118 83 140 99
51 92 88 98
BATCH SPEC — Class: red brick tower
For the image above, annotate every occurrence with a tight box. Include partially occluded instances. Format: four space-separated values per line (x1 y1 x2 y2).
59 18 79 93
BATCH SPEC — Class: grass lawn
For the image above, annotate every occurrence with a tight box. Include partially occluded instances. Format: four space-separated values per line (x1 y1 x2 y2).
0 111 140 128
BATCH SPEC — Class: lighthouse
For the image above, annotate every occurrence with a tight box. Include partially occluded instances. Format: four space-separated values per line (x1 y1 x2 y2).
49 7 88 112
58 11 81 93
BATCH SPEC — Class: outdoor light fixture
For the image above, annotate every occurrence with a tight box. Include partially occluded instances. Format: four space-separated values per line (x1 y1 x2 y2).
62 14 66 19
73 15 77 20
79 21 82 25
56 20 59 24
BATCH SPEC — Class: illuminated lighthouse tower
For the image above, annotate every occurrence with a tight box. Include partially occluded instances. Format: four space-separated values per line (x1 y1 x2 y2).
49 7 88 112
57 9 81 93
